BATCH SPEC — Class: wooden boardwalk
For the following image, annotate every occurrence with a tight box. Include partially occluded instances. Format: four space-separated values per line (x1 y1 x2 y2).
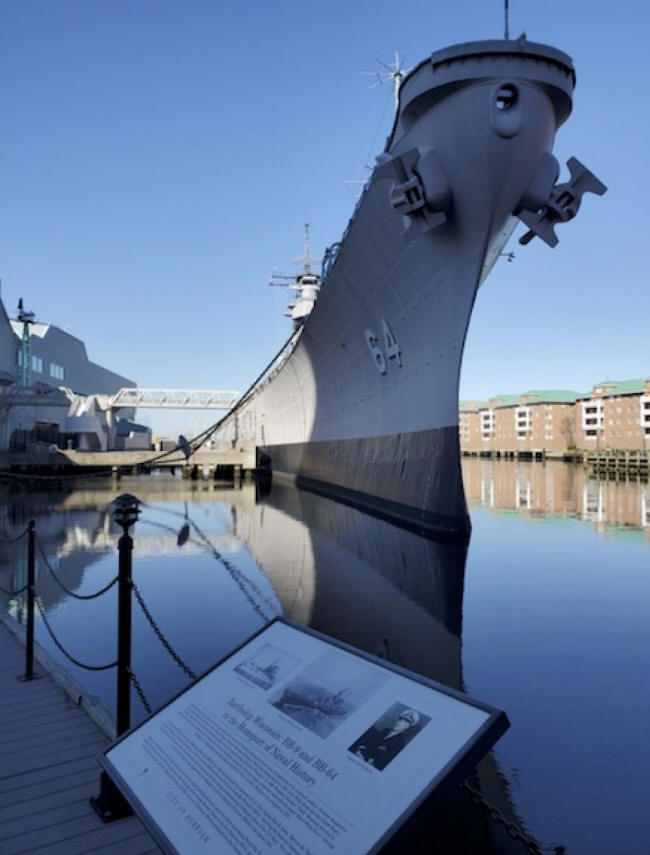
0 620 162 855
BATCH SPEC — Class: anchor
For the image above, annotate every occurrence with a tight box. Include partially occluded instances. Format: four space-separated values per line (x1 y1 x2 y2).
375 146 452 241
518 157 607 247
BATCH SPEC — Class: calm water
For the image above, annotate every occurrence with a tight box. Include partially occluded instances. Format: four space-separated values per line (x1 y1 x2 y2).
1 460 649 854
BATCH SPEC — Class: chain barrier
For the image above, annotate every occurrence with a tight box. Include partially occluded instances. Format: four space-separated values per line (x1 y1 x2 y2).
36 537 119 600
34 594 118 672
184 512 279 620
0 526 29 544
140 502 280 621
131 581 197 681
133 327 301 470
461 781 544 855
129 669 153 715
0 580 28 596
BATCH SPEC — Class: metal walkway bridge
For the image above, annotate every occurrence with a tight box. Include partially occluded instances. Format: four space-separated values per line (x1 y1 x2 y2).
108 388 241 410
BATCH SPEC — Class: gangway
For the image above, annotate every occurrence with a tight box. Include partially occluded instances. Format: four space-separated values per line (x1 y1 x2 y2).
108 388 241 410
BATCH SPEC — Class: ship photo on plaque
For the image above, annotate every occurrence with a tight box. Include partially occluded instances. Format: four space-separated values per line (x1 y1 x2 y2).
270 648 389 738
349 702 431 771
233 642 301 690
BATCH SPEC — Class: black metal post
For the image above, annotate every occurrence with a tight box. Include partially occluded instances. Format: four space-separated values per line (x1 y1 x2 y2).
90 493 139 823
18 520 41 682
116 525 133 737
25 519 35 678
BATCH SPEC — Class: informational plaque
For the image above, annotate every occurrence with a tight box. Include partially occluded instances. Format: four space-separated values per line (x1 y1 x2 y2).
99 619 508 855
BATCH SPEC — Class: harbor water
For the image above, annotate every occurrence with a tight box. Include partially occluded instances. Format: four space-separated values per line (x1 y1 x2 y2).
1 459 649 854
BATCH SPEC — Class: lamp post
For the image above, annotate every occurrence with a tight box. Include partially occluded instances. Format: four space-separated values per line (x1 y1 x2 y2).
16 298 35 388
112 493 140 738
90 493 140 824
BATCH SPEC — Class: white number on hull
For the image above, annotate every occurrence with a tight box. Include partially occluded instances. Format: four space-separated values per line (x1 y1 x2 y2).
364 330 387 375
365 319 402 375
382 318 402 367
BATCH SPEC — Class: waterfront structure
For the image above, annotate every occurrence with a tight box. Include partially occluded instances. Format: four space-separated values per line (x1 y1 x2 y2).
215 38 604 539
460 378 650 456
461 390 579 457
577 379 650 451
0 296 144 451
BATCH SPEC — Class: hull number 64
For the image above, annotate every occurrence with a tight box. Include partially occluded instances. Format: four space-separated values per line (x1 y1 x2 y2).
364 320 402 375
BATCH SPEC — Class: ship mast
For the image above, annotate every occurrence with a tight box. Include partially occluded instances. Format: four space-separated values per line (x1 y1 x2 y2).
361 51 411 109
269 224 322 329
296 223 314 274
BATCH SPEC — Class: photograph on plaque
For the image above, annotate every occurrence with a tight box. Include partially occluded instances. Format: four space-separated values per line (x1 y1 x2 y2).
269 647 389 738
348 702 430 771
233 642 301 690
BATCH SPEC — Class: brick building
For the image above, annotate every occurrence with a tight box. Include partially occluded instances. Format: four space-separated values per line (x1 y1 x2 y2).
461 390 579 456
577 379 650 451
460 378 650 456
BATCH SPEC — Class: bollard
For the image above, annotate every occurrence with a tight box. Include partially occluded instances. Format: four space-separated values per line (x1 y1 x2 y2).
18 520 41 682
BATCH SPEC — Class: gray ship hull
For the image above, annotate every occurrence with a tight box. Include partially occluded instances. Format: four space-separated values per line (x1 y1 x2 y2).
268 426 465 536
225 40 579 538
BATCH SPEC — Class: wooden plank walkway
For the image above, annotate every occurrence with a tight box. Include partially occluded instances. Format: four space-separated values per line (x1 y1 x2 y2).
0 620 162 854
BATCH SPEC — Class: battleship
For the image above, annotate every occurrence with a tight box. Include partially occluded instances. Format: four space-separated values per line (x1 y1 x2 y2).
274 685 349 718
218 36 605 540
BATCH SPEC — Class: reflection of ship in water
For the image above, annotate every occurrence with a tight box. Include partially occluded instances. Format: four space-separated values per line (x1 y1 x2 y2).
237 478 532 852
276 684 349 718
239 477 466 689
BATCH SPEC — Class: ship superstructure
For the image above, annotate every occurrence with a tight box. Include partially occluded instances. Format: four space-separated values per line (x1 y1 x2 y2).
269 223 321 330
218 37 605 539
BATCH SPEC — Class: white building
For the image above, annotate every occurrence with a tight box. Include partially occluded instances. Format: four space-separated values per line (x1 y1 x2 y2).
0 296 149 451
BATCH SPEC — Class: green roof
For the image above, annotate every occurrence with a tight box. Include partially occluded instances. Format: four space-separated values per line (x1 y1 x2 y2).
490 394 521 409
460 378 648 410
520 389 581 404
584 378 649 398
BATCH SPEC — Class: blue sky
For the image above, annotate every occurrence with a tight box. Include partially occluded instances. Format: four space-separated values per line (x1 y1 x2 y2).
0 1 647 437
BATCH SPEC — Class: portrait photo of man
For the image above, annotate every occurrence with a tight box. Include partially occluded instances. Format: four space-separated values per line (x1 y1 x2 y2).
348 703 429 771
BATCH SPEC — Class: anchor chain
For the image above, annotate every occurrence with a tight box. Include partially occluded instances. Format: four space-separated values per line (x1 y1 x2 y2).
131 580 197 681
461 780 544 854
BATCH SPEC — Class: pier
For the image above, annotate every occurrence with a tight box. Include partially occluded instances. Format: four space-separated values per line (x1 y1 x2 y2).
584 449 650 480
0 441 256 479
462 448 650 480
0 617 161 855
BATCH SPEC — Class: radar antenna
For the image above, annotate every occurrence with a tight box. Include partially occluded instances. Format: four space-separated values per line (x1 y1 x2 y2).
293 223 318 274
361 51 411 108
